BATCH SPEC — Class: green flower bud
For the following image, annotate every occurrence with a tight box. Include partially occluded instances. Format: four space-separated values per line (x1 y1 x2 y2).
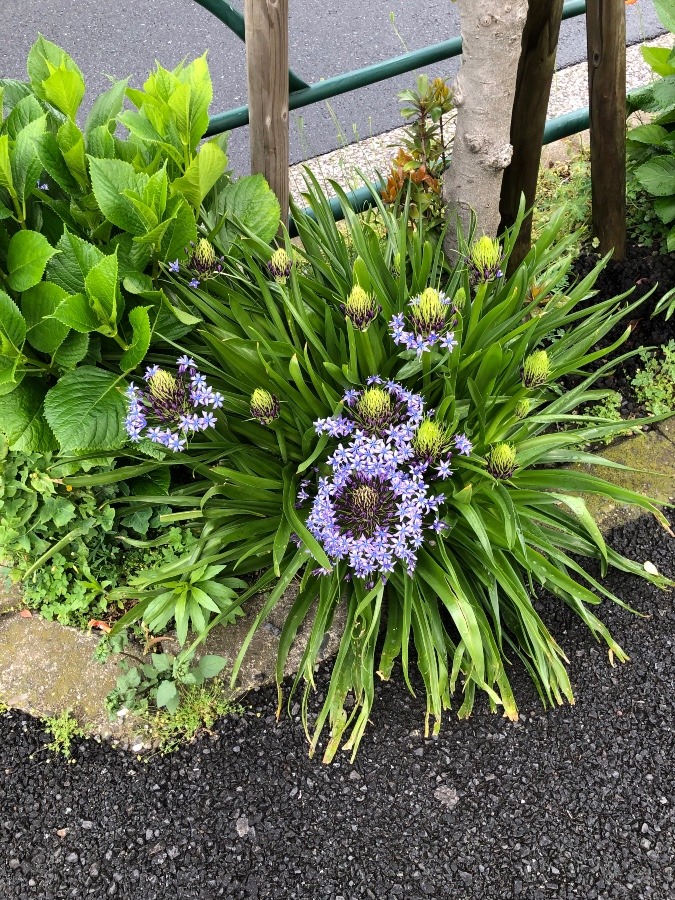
522 350 551 389
468 235 503 283
267 248 293 283
515 399 530 420
409 287 451 335
343 285 380 331
452 287 466 313
194 238 216 269
357 387 392 426
412 417 453 463
250 388 280 425
486 443 517 479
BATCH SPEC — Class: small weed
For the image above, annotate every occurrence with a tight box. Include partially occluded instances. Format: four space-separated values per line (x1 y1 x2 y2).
585 392 641 445
43 711 86 760
532 152 592 243
149 681 244 754
631 341 675 416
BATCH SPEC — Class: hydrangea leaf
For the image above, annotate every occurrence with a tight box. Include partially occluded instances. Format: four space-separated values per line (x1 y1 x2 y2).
0 290 27 357
7 230 57 293
87 156 152 235
635 156 675 197
215 174 281 247
42 63 85 120
170 141 227 209
51 331 89 370
22 282 70 353
0 378 56 451
47 229 104 295
120 306 152 373
44 366 127 451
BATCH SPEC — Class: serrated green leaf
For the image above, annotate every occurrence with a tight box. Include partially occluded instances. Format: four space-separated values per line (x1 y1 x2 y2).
171 141 227 209
654 0 675 33
635 156 675 197
88 156 152 235
44 366 127 451
216 174 281 246
85 78 129 134
641 45 675 78
6 94 45 140
51 330 89 369
158 197 197 262
53 293 102 333
35 132 82 194
22 282 70 353
27 36 85 98
58 119 88 187
121 305 151 372
85 249 118 330
7 230 57 292
627 123 669 145
42 63 85 120
47 229 104 294
0 378 56 451
0 134 14 197
0 290 26 357
11 115 47 202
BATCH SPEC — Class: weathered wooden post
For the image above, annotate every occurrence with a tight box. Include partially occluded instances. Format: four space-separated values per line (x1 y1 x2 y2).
499 1 565 271
586 0 627 258
244 0 290 228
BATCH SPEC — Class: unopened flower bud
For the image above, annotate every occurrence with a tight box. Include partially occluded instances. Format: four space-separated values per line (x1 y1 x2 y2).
267 248 293 283
452 287 466 313
486 443 517 479
515 399 530 420
522 350 551 389
250 388 280 425
413 417 452 463
186 238 224 278
468 235 503 283
343 285 380 331
148 369 177 402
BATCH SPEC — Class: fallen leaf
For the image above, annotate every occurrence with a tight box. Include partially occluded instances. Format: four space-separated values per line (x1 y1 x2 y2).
19 609 32 618
88 619 111 633
644 561 660 576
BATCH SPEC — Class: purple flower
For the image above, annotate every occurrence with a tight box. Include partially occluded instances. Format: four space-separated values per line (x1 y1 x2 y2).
454 434 473 456
189 278 200 289
168 259 180 273
123 358 221 451
437 459 453 479
390 287 457 357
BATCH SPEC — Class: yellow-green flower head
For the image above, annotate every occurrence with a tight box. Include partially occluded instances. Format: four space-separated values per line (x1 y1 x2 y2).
267 248 293 283
468 235 503 283
148 369 177 402
357 387 392 430
486 443 517 479
250 388 280 425
522 350 551 389
410 287 449 335
515 398 530 420
412 417 453 463
343 285 380 331
194 238 216 268
452 287 466 313
187 238 224 279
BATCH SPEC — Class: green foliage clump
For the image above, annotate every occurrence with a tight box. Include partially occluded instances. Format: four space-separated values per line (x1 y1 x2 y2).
145 681 243 755
626 2 675 253
631 341 675 415
106 647 229 722
0 37 280 458
90 175 671 763
43 710 86 760
584 391 640 446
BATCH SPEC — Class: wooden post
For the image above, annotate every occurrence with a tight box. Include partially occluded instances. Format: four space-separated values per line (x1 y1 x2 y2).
586 0 626 259
499 0 564 272
244 0 290 228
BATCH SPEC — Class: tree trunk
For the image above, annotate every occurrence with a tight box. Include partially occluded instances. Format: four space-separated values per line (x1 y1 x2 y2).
499 0 565 272
443 0 528 254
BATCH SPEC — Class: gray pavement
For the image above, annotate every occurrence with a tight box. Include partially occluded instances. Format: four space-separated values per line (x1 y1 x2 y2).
3 1 666 174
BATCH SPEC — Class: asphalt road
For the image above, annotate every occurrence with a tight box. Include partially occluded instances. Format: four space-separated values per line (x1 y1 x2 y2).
3 1 666 174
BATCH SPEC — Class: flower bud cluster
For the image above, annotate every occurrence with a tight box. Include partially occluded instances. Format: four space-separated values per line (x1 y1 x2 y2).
389 287 459 358
267 248 293 283
342 285 380 331
468 235 503 284
250 388 280 425
124 355 223 451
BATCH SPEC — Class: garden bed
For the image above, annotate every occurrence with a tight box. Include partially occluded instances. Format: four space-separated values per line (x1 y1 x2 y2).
1 510 673 900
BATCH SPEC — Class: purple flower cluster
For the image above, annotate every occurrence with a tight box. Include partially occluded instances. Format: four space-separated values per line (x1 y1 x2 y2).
389 287 458 358
124 355 223 451
302 379 472 582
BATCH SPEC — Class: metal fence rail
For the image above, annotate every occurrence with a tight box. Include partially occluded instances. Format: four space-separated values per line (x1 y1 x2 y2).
198 0 588 135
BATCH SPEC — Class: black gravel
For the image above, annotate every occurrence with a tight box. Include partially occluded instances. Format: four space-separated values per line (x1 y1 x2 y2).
1 513 674 898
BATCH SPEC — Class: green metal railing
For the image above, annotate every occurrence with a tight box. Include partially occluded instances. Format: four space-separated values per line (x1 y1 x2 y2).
195 0 593 227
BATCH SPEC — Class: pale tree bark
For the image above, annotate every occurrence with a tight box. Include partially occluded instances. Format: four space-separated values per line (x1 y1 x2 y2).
444 0 528 253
